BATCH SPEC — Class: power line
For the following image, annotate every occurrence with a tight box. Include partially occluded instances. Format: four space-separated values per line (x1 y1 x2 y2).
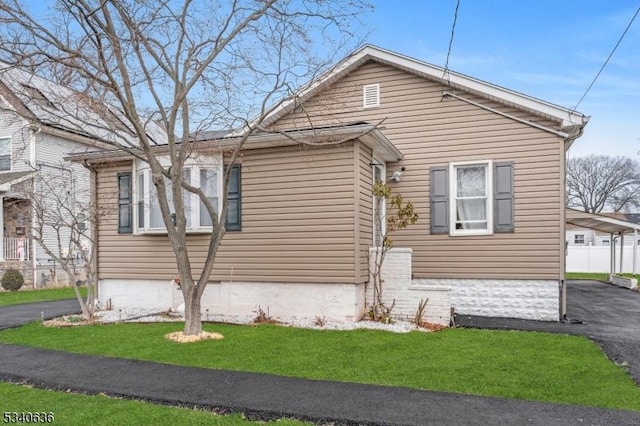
442 0 461 84
573 5 640 111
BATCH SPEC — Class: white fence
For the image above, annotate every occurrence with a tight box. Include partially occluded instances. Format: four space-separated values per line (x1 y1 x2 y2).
566 244 639 273
3 238 30 261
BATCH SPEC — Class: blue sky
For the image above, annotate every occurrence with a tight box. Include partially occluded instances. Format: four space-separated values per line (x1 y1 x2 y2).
366 1 640 159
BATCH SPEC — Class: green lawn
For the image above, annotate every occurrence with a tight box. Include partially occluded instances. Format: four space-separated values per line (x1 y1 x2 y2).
566 272 639 282
0 381 307 425
1 322 639 411
565 272 610 281
0 287 85 307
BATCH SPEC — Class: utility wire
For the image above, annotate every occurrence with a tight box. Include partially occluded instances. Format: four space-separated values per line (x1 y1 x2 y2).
573 5 640 111
442 0 461 84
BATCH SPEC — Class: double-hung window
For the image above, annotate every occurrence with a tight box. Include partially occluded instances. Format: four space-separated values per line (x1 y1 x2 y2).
0 137 11 171
134 158 222 233
450 161 493 235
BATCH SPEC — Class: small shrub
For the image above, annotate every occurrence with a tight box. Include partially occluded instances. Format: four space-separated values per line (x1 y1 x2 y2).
252 306 276 324
314 315 326 327
1 268 24 291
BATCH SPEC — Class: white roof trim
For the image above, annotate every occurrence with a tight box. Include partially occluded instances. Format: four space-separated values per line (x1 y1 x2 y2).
244 45 589 137
566 208 640 234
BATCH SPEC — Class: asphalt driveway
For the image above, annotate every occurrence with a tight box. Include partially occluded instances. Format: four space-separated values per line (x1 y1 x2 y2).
0 298 80 330
456 280 640 385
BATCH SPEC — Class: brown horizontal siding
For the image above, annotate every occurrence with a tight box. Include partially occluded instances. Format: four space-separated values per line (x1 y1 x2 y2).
358 143 374 282
272 60 565 280
96 144 358 283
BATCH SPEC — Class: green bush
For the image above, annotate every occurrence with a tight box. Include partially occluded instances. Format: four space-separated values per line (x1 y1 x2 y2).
1 268 24 292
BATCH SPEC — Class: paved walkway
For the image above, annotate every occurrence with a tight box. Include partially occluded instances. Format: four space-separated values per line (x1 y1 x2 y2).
0 298 80 330
0 298 639 425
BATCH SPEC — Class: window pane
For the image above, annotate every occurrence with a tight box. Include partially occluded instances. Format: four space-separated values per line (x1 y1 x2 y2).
200 197 219 227
200 169 218 227
183 168 191 227
0 155 10 171
456 199 487 221
0 138 10 170
150 177 173 228
456 166 486 197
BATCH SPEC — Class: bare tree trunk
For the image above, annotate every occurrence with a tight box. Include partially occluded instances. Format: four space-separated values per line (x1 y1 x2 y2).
183 285 202 335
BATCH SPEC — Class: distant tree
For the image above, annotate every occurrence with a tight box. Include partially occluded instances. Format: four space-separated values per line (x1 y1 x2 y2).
567 155 640 213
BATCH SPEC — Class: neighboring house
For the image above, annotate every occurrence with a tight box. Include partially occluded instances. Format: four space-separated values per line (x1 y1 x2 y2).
75 45 589 323
0 66 162 286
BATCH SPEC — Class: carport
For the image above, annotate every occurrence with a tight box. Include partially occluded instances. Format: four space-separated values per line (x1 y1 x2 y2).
564 208 640 319
566 208 640 275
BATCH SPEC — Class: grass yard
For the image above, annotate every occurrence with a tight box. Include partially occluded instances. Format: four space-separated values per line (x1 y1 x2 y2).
1 322 639 411
565 272 610 281
566 272 640 282
0 381 307 425
0 287 85 307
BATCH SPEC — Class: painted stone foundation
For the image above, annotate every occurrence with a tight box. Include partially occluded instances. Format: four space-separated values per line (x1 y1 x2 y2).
98 279 365 322
370 247 559 322
368 248 452 326
413 278 559 321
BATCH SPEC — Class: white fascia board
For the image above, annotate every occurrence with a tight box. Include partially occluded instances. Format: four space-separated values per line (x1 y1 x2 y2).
248 45 588 136
359 45 588 129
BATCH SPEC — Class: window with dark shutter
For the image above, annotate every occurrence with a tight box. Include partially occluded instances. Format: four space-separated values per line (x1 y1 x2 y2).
430 166 449 234
494 162 514 232
118 172 132 234
225 164 241 231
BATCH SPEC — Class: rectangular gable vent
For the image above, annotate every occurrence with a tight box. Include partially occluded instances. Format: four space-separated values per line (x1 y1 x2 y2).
363 83 380 108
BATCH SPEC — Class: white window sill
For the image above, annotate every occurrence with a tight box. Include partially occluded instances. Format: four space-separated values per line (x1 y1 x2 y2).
449 229 493 237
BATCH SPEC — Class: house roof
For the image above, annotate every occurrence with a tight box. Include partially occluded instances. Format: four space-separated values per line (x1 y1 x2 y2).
242 44 589 140
0 171 35 192
566 208 640 234
0 65 166 148
68 122 404 164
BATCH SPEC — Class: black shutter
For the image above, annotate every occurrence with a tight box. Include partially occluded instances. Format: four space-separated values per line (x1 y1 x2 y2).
225 164 241 231
494 162 514 232
118 172 132 234
430 166 449 234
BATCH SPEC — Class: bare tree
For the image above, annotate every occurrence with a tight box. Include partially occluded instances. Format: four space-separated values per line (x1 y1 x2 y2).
567 155 640 213
368 181 417 323
0 0 370 336
23 165 106 320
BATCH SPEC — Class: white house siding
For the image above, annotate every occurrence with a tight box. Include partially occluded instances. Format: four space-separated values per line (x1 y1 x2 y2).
0 110 31 173
33 132 92 265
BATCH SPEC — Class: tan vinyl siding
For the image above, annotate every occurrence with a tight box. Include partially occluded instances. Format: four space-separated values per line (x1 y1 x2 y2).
358 144 373 282
272 60 565 280
96 145 358 283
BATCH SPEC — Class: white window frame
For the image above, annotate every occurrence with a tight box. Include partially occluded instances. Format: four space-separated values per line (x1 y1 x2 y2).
449 160 493 236
372 159 386 246
133 156 223 234
0 137 11 172
574 234 585 245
